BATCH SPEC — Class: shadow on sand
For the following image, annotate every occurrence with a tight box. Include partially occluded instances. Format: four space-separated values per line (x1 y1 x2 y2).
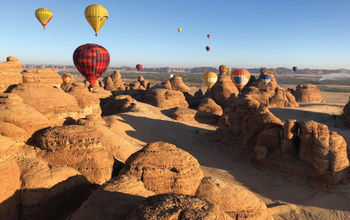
117 113 350 212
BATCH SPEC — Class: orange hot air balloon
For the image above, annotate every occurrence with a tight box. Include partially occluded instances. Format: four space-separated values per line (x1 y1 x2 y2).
207 34 211 39
62 73 72 85
206 46 211 52
231 69 251 92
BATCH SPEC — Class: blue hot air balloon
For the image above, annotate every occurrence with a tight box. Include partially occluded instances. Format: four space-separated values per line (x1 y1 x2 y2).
293 66 297 72
261 74 271 85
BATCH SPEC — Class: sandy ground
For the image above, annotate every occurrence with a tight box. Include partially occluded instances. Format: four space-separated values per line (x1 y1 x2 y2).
104 96 350 220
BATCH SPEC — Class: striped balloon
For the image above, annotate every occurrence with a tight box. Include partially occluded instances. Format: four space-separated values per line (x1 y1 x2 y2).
202 72 218 89
231 69 250 92
73 44 110 86
261 74 271 85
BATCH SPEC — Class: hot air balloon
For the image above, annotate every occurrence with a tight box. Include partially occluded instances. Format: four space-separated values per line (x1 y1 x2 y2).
178 28 182 33
207 34 211 39
170 74 174 79
136 64 143 73
35 8 53 29
206 46 211 52
62 73 73 85
261 74 271 85
85 4 108 36
73 44 110 90
202 72 218 89
293 66 297 72
231 69 251 92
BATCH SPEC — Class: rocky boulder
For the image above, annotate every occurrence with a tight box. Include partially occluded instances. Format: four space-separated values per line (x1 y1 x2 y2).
69 175 155 220
242 70 298 108
341 98 350 128
0 56 22 93
145 88 189 109
22 68 62 87
120 141 203 195
208 65 238 106
101 95 139 115
218 96 283 150
196 177 273 219
169 75 190 92
34 125 114 184
126 193 232 220
0 93 50 142
292 84 323 103
198 98 223 116
168 107 197 121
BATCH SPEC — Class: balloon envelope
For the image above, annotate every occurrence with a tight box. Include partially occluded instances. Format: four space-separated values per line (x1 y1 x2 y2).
73 44 110 86
231 69 251 91
178 28 182 33
206 46 211 51
261 74 271 85
85 4 108 36
207 34 211 39
35 8 53 29
136 64 143 72
293 66 297 72
62 73 72 85
202 72 218 89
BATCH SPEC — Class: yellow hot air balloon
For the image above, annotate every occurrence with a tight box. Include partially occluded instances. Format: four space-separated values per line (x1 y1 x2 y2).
202 72 218 89
35 8 53 29
178 28 182 33
85 4 108 36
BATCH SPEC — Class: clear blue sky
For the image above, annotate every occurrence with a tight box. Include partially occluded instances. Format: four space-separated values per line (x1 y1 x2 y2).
1 0 350 69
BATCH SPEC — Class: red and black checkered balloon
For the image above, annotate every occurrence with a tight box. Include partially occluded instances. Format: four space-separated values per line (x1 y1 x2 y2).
73 43 110 86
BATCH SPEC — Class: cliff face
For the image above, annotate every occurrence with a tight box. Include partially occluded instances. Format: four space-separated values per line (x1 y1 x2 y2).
0 56 22 93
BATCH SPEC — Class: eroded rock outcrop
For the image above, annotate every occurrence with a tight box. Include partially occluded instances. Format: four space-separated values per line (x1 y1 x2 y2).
292 84 323 103
0 56 22 93
242 69 298 108
0 93 50 142
145 88 189 109
22 68 61 87
341 98 350 128
208 65 238 106
70 175 155 220
34 125 114 184
126 193 232 220
196 177 273 220
120 141 203 195
198 98 223 116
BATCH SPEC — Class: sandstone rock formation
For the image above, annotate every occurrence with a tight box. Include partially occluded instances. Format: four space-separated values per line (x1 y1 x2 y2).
198 98 223 116
242 69 298 108
34 125 114 184
280 120 349 189
169 75 190 92
69 175 155 220
218 96 283 150
292 84 323 103
341 98 350 128
0 93 50 142
65 83 102 116
120 141 203 195
168 107 197 121
208 65 238 106
22 68 61 87
0 56 22 93
101 95 139 115
103 71 125 91
125 193 232 220
196 177 273 219
145 88 189 109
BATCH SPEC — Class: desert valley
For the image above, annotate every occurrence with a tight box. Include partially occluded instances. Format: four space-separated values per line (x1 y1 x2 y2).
1 56 350 220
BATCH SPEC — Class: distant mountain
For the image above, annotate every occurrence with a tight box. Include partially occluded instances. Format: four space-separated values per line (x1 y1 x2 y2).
22 64 350 75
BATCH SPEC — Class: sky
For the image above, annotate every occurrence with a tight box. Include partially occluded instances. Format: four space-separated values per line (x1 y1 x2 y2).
1 0 350 69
